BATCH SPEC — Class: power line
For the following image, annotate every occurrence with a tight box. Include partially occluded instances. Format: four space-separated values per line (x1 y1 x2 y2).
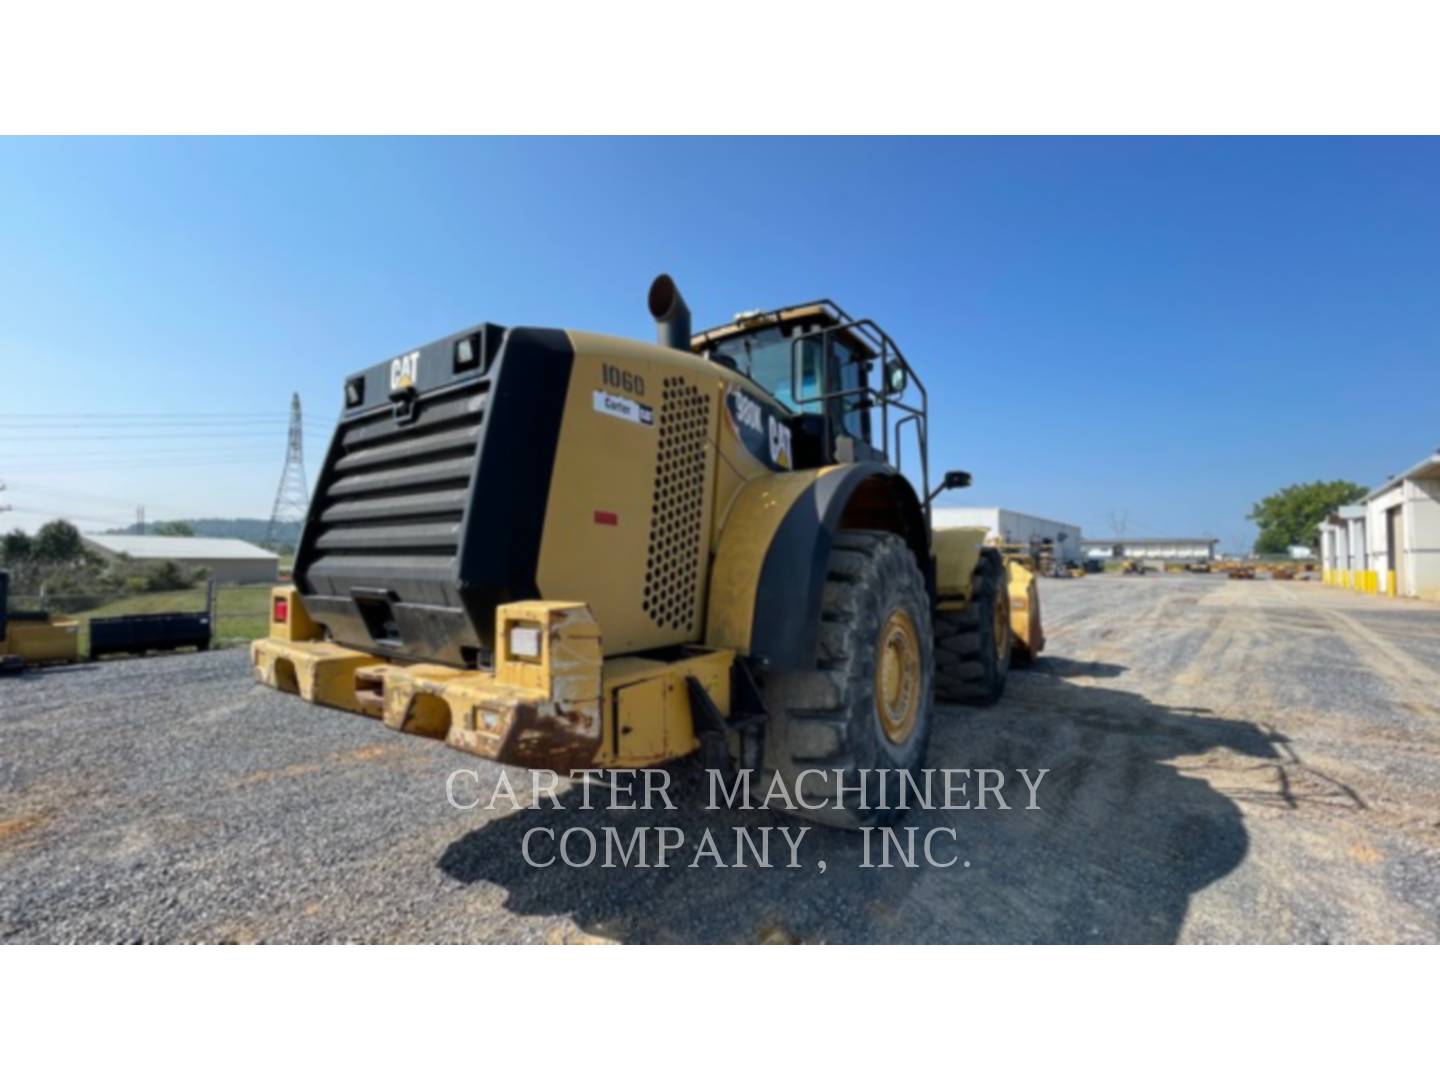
10 504 132 527
3 437 326 459
3 437 329 458
0 413 336 426
3 450 284 465
0 410 295 419
1 429 331 441
5 481 212 516
15 423 332 433
15 457 286 475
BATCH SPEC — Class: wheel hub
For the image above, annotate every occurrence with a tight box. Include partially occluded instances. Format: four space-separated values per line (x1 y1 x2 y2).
875 608 921 744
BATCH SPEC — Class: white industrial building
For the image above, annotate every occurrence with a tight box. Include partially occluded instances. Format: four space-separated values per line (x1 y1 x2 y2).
1319 451 1440 601
1082 538 1218 562
83 535 279 585
931 507 1082 564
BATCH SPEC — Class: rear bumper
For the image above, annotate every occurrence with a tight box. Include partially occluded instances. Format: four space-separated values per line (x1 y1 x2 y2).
252 599 604 771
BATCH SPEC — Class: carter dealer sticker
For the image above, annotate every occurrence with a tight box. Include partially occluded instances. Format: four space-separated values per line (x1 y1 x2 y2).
592 389 654 426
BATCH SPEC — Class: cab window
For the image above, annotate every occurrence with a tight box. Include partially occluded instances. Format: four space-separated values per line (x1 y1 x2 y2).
721 327 821 414
831 338 871 442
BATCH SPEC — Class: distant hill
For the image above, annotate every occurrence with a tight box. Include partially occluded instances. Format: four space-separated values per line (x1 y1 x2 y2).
107 518 303 548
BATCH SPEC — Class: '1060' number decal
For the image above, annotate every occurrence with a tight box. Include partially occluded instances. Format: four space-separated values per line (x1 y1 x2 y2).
601 363 646 397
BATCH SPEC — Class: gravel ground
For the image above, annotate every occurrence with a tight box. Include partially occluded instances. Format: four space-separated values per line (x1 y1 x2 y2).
3 575 1439 943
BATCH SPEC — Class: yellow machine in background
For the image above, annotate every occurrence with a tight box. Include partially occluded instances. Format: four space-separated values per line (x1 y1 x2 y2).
253 276 1043 827
0 570 80 672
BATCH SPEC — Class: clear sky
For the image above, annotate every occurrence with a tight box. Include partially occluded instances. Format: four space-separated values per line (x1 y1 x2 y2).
2 137 1437 550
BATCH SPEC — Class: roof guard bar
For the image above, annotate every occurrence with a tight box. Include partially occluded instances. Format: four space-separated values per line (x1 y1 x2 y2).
787 319 930 534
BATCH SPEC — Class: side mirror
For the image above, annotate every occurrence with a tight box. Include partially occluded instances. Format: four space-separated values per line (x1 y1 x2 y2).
928 470 972 501
884 359 908 396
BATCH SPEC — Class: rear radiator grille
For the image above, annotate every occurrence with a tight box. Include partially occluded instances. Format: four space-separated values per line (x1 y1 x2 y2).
642 377 708 631
310 385 486 565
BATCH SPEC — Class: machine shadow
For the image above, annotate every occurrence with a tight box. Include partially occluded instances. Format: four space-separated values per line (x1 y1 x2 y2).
438 658 1284 943
1028 656 1128 680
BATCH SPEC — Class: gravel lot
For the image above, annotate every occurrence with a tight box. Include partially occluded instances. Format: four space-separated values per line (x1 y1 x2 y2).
3 574 1439 943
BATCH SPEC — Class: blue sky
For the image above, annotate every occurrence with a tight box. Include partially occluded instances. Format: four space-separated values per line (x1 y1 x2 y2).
1 137 1437 550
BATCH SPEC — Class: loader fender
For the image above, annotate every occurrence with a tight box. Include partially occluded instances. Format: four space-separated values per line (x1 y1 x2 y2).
932 525 989 603
706 462 928 670
1005 556 1045 666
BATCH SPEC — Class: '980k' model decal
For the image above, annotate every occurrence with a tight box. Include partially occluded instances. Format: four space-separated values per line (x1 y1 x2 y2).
725 386 792 471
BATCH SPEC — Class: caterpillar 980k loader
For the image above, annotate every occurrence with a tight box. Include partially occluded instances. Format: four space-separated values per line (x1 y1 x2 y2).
253 275 1043 826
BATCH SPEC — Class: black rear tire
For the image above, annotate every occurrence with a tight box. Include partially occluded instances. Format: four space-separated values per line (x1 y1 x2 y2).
934 548 1012 704
759 530 934 829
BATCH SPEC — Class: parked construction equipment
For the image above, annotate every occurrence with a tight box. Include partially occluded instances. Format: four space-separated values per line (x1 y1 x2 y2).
89 606 213 658
0 569 213 672
0 570 80 671
252 275 1044 827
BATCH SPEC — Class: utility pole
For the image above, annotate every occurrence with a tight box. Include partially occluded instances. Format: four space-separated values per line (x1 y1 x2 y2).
266 393 310 545
136 505 145 535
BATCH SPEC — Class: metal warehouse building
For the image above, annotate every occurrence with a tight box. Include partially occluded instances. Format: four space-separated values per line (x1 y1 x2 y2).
931 507 1083 564
1319 451 1440 601
1082 538 1218 562
83 535 279 586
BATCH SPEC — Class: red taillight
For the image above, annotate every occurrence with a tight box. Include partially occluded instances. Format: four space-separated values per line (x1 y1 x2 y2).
273 596 289 623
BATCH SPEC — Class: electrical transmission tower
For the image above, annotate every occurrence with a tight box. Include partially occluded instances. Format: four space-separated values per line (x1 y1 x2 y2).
266 393 310 545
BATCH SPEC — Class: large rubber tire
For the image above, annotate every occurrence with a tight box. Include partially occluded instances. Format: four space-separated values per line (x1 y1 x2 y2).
934 548 1012 705
759 530 934 829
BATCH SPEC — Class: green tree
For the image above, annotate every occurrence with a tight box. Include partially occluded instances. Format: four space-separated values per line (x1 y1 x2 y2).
142 559 194 592
2 529 31 564
152 520 196 537
32 519 85 563
1248 480 1368 554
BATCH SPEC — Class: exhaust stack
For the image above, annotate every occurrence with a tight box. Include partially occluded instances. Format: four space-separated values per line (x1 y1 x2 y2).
647 273 691 352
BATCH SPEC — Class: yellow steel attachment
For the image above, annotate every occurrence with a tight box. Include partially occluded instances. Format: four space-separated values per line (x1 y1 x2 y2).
252 594 745 771
251 639 380 714
1004 555 1044 660
931 525 988 601
0 616 80 664
875 608 921 745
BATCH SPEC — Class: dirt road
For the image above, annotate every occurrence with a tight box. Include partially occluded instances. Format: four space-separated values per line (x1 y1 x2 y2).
2 575 1438 942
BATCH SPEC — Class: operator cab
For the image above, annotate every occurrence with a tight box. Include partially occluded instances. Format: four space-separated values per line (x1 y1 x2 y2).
691 302 911 469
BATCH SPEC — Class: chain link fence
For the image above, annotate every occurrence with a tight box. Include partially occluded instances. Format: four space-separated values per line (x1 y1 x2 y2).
9 584 273 653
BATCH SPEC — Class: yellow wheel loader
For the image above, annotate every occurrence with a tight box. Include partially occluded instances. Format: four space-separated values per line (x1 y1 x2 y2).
252 275 1043 827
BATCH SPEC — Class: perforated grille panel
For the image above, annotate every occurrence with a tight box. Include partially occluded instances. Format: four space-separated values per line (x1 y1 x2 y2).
642 377 709 631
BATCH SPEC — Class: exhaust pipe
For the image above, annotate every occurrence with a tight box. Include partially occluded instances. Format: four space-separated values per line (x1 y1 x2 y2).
648 273 691 351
